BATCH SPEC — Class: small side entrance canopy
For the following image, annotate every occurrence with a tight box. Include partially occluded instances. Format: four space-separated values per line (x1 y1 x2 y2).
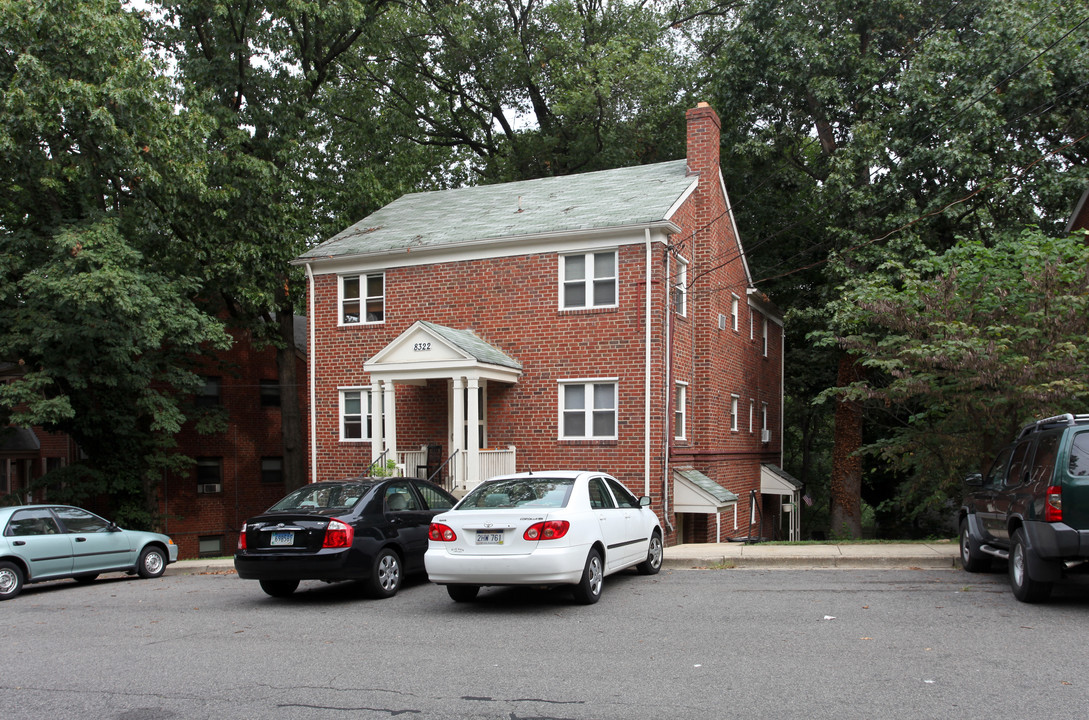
364 321 522 489
761 464 803 542
673 467 739 543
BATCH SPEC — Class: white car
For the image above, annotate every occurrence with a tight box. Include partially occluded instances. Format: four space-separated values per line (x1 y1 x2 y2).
425 471 663 604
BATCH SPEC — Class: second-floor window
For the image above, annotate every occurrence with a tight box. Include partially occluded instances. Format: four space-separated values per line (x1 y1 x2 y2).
561 251 617 310
259 379 280 407
197 376 221 407
730 395 739 432
560 380 617 439
672 257 688 316
341 273 384 325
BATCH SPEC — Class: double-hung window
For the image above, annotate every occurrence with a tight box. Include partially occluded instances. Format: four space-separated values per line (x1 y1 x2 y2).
341 273 384 324
560 380 617 439
672 257 688 316
561 251 617 309
730 395 740 432
340 389 372 441
674 382 687 440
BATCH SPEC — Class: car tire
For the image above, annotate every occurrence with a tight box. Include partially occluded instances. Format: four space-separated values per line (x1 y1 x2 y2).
571 548 604 605
74 574 99 584
137 546 167 579
637 531 663 575
259 579 300 597
959 518 990 573
0 561 24 601
447 584 480 602
367 548 402 599
1009 528 1053 603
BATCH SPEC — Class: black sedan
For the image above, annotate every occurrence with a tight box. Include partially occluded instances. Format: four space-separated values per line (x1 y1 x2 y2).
234 478 457 598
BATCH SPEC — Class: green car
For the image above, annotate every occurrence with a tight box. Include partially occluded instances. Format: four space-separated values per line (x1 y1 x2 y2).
0 504 178 600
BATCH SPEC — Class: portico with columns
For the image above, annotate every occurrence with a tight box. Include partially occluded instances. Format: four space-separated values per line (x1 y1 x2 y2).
363 321 522 490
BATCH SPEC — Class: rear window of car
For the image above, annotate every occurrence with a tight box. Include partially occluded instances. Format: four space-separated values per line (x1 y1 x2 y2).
269 483 370 511
457 478 574 510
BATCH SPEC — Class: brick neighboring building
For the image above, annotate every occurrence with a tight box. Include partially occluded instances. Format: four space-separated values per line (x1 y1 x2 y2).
159 319 309 559
1 320 308 561
295 103 796 545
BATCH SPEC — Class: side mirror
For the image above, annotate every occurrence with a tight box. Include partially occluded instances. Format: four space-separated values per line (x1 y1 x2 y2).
107 522 121 532
639 496 652 507
963 473 983 487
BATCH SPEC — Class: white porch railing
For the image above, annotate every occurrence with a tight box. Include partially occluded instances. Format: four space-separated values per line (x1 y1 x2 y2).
478 446 517 484
398 447 428 478
397 445 516 487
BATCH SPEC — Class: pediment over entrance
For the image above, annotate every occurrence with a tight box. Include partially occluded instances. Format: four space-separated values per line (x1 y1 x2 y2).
364 321 522 383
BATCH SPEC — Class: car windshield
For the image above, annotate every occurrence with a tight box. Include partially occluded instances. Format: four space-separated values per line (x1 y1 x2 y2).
269 483 370 512
458 478 574 509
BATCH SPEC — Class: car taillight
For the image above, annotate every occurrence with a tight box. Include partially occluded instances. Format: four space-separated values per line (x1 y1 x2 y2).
524 520 570 541
1045 486 1062 522
238 523 247 551
429 523 457 542
322 519 354 548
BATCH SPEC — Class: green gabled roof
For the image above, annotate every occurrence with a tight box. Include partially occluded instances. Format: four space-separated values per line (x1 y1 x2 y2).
674 467 739 504
297 160 695 262
420 322 522 371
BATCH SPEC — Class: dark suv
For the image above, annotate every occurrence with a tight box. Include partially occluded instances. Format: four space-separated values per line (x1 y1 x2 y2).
959 413 1089 602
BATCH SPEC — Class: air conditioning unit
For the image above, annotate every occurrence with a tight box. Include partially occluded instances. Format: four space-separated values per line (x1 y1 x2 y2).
761 429 772 443
198 483 222 494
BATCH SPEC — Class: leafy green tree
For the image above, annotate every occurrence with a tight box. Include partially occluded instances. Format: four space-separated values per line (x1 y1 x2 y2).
0 0 230 524
152 0 457 489
818 227 1089 525
359 0 695 182
705 0 1089 536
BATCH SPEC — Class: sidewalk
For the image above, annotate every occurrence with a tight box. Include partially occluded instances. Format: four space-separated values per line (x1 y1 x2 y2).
661 541 960 570
166 541 961 576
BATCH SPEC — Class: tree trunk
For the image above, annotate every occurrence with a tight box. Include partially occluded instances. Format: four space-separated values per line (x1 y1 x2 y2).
276 310 307 492
830 354 863 538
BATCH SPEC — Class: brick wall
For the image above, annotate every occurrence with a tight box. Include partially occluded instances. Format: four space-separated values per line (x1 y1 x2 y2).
159 325 309 559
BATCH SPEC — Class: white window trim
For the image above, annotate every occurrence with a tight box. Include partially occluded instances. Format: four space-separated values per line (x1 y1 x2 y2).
762 402 769 431
731 294 740 332
338 387 372 442
749 400 755 434
674 382 688 440
762 317 769 357
558 378 619 440
339 272 385 326
673 257 688 317
559 250 619 311
730 394 740 432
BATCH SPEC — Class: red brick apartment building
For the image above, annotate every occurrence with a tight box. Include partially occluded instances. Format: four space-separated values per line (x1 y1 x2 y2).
158 319 308 559
294 104 799 544
0 320 308 560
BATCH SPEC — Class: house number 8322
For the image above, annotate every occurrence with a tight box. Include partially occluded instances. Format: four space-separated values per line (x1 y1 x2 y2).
413 342 431 352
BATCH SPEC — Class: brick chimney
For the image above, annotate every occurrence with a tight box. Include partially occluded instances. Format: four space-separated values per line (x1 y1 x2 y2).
686 102 721 180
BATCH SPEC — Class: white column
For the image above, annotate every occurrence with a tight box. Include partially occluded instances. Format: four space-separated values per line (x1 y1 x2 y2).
370 382 384 464
466 377 480 488
383 380 397 461
451 377 465 489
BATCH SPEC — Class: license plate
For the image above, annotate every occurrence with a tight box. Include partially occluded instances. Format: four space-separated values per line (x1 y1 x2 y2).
476 531 504 545
271 532 294 546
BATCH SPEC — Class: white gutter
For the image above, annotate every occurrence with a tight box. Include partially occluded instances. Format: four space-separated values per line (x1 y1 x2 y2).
305 262 318 485
644 228 653 497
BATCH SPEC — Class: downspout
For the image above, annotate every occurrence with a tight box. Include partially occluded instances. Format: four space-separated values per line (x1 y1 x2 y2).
644 229 653 498
662 244 674 533
305 263 318 485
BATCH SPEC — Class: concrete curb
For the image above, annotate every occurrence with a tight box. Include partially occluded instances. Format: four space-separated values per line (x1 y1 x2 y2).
169 543 963 576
